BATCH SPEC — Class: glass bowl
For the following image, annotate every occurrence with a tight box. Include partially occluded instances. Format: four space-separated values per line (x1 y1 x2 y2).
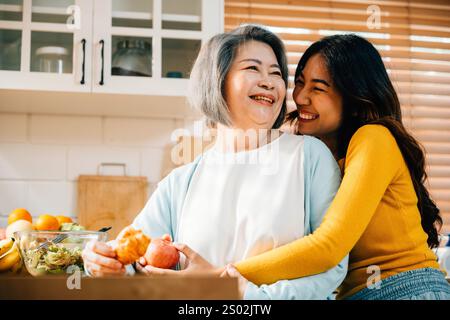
14 230 108 276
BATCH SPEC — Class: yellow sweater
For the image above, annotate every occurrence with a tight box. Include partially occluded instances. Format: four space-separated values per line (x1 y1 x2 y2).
234 125 441 299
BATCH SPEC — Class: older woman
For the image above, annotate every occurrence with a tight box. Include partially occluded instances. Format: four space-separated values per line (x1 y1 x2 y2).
82 25 348 299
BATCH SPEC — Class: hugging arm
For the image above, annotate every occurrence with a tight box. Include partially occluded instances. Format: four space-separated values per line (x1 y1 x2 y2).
243 136 348 299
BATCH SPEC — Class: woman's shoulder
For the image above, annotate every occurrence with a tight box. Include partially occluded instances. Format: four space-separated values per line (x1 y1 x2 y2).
282 132 328 150
299 134 334 159
297 135 339 174
160 156 202 187
279 134 332 163
348 124 401 159
352 124 396 145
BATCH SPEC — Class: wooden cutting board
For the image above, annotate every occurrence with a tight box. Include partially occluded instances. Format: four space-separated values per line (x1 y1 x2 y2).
77 172 148 239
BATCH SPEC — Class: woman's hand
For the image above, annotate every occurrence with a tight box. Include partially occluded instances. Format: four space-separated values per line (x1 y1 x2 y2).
82 240 126 277
136 242 224 277
220 264 248 299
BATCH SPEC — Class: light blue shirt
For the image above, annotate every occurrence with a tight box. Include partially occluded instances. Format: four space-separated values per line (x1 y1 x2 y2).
132 135 348 299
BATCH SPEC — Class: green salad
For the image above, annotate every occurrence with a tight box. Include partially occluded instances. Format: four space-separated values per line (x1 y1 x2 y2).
59 222 86 231
26 243 84 274
21 223 88 275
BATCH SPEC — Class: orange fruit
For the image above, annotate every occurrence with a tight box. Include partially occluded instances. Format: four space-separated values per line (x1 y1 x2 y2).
55 215 72 225
34 214 60 231
8 208 32 225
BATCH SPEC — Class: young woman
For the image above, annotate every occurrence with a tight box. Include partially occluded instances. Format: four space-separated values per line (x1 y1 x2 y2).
81 25 348 299
233 34 450 300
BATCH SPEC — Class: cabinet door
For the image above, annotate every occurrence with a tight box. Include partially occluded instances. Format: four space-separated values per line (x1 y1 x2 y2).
92 0 223 96
0 0 93 92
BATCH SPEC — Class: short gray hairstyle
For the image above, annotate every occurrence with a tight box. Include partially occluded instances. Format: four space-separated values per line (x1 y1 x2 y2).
188 25 289 128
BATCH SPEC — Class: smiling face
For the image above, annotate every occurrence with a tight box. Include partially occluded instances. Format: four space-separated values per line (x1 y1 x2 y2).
224 40 286 131
293 54 343 142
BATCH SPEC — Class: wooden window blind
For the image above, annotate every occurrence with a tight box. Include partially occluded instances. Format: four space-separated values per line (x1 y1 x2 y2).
225 0 450 234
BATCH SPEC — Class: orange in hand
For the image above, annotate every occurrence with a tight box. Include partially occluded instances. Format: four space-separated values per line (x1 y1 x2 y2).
55 215 72 225
34 214 60 231
8 208 32 225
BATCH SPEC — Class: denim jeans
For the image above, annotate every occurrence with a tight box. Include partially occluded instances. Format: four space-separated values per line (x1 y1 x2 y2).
346 267 450 300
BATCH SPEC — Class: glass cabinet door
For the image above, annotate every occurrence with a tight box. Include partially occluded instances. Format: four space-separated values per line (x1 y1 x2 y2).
0 0 22 71
111 35 152 77
112 0 153 29
30 31 73 74
109 1 153 78
30 0 75 74
162 0 201 31
0 0 22 21
32 0 74 24
0 0 92 92
92 0 222 95
0 29 21 71
162 38 200 79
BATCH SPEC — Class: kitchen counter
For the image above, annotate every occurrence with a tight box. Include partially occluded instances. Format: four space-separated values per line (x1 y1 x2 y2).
0 274 239 300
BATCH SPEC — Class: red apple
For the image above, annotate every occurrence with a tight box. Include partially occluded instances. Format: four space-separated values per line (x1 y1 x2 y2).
144 238 180 269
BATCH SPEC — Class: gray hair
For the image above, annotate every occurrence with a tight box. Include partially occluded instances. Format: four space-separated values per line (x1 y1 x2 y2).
188 25 289 128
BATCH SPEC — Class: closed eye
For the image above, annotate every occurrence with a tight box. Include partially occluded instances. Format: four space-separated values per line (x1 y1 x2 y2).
271 70 282 76
314 87 326 92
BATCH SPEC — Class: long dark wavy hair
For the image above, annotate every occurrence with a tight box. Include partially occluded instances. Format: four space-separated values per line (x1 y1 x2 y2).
287 34 442 248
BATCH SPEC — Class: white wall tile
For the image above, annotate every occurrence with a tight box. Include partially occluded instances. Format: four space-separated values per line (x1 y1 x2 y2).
0 115 181 227
68 182 78 218
0 113 28 142
67 146 140 181
0 144 66 180
0 181 27 216
104 117 176 147
30 115 102 145
141 148 167 183
179 117 205 136
26 181 75 217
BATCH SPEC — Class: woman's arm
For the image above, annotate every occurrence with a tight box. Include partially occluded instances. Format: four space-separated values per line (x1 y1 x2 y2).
83 172 176 277
131 175 174 239
244 255 348 299
244 135 348 299
132 158 201 240
235 125 402 284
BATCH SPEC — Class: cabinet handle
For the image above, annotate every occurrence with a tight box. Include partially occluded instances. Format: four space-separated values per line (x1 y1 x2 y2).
99 39 105 85
80 38 86 85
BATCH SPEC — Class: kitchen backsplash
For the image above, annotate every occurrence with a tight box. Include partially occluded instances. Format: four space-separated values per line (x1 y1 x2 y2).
0 112 197 227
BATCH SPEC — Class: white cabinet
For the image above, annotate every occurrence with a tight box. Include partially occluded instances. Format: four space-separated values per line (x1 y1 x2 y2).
0 0 223 96
0 0 92 92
